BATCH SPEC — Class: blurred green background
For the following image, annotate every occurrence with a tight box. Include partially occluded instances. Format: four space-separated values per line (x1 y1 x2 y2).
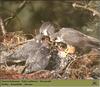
0 0 100 39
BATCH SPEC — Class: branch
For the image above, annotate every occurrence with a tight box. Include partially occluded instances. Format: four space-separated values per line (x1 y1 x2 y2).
72 3 100 17
4 0 27 26
0 17 7 35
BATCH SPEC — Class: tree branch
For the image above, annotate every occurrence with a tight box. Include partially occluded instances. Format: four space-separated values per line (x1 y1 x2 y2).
0 17 7 35
4 0 27 26
72 3 100 17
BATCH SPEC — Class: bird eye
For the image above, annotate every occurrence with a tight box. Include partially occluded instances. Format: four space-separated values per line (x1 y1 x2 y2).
53 37 57 41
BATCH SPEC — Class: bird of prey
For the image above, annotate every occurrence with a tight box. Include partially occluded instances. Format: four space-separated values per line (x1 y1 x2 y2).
50 28 100 49
5 34 51 73
6 22 55 62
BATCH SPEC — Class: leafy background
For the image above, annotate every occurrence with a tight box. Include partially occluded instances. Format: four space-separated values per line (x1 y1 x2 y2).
0 0 100 39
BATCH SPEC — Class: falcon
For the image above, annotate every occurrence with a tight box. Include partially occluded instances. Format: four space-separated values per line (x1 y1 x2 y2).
50 28 100 50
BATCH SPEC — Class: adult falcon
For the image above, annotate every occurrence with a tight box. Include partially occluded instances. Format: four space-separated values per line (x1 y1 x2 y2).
50 28 100 50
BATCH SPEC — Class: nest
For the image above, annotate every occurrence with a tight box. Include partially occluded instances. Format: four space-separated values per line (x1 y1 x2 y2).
0 32 100 80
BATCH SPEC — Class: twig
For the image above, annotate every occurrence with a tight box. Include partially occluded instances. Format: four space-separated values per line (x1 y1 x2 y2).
0 17 7 35
65 58 76 72
4 0 27 26
72 3 100 17
61 58 77 77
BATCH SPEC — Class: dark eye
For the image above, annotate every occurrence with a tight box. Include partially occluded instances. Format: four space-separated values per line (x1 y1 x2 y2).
41 32 43 35
54 37 57 40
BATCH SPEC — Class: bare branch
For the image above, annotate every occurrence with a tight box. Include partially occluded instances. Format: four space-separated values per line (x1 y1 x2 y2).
0 17 7 35
72 3 100 17
4 0 27 26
